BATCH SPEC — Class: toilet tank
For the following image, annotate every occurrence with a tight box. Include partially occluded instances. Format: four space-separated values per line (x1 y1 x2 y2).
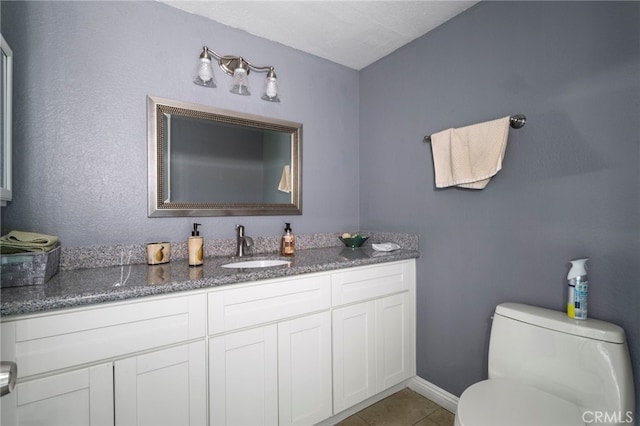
488 303 635 422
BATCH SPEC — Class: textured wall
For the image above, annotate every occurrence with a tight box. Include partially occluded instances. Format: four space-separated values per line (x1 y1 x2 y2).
1 1 360 245
359 0 639 414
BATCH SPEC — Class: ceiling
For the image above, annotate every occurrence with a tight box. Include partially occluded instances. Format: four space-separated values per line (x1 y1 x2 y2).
160 1 479 70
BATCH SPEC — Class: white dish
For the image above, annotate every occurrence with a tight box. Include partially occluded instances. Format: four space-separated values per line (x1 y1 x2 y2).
372 243 400 252
221 259 291 268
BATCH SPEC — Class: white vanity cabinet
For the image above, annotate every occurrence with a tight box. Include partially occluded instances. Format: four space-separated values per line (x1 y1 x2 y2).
332 261 416 412
0 292 207 426
0 258 416 426
208 260 415 425
208 273 333 426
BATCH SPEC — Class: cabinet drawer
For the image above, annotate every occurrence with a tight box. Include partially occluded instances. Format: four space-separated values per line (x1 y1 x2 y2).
332 261 410 307
6 293 206 378
208 274 331 334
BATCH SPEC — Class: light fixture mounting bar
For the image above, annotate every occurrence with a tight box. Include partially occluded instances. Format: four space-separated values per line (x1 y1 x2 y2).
194 45 280 102
203 46 274 77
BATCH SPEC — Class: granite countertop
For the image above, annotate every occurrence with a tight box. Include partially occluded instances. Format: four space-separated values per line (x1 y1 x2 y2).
0 246 420 318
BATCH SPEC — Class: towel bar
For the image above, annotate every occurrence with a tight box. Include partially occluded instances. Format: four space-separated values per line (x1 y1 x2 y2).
423 114 526 143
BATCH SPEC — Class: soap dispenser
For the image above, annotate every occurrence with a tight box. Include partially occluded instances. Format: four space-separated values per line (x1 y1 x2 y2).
188 223 204 266
280 223 295 256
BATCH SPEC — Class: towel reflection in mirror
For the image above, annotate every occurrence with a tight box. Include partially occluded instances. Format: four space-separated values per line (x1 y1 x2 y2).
278 164 292 193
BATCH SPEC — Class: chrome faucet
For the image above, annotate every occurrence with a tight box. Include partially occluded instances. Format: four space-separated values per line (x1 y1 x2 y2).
235 225 253 257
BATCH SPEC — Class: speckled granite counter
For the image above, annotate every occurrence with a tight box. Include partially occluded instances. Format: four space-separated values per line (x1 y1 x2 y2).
1 245 419 317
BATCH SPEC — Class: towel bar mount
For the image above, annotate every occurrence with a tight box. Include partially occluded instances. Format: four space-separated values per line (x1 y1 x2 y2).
423 114 526 143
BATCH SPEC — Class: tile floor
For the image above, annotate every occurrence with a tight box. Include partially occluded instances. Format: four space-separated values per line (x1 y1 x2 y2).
335 388 455 426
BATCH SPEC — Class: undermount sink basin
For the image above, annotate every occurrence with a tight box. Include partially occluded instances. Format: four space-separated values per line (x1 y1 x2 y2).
221 259 291 269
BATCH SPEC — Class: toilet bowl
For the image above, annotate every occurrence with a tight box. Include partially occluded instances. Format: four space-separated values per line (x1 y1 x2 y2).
455 379 583 426
454 303 635 426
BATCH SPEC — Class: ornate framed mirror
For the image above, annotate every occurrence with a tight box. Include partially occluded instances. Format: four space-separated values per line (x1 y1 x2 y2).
148 96 302 217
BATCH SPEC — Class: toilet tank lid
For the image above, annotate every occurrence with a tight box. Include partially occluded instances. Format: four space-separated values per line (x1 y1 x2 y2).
495 303 626 344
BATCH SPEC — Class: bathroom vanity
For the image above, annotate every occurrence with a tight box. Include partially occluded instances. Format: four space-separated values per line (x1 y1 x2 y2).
0 246 418 425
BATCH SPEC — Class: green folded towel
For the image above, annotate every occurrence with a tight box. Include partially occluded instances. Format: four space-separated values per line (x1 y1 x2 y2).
0 230 60 254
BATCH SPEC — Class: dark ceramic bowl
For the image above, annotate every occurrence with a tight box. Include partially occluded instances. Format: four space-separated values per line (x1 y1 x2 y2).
339 236 369 248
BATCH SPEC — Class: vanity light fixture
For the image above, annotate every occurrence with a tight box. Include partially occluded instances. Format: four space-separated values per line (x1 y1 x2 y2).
193 46 280 103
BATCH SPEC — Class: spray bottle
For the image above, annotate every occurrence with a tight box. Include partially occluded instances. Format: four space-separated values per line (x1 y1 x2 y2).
567 258 589 320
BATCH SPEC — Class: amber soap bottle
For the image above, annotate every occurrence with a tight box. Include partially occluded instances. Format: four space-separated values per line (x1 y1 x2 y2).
280 223 295 256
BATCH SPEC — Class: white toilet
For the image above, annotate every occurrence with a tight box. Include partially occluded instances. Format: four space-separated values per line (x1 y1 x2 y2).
454 303 635 426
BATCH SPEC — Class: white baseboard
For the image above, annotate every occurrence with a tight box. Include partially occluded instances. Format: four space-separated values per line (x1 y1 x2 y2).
408 376 459 414
315 381 410 426
316 377 459 425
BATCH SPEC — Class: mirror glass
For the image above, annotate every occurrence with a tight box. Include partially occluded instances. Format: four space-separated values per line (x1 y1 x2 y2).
148 96 302 217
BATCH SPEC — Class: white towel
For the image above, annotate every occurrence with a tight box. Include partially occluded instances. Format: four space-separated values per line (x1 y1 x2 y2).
278 165 292 193
431 116 510 189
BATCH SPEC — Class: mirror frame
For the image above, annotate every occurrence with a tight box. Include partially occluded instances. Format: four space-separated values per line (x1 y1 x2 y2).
148 96 302 217
0 34 12 206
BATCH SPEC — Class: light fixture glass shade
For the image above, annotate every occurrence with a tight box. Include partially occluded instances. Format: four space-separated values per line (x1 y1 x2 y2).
193 56 216 88
261 70 280 102
230 66 251 96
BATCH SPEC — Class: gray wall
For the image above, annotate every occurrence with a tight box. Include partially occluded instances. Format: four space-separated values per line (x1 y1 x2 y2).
1 1 360 245
360 0 639 415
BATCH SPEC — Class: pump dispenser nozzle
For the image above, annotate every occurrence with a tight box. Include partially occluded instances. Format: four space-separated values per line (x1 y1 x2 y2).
567 258 588 280
192 223 201 236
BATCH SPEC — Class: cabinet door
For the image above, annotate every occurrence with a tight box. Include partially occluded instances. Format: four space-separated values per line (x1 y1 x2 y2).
332 301 376 412
0 363 113 426
209 325 278 426
278 311 332 425
115 341 206 426
376 292 412 390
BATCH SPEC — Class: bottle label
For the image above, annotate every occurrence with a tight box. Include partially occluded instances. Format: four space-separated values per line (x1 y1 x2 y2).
567 282 576 318
281 237 295 256
188 237 204 266
571 276 588 320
